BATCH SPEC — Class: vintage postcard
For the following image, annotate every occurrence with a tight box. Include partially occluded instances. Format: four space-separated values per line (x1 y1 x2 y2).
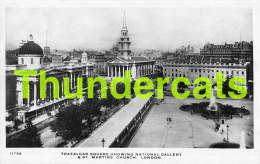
1 0 259 164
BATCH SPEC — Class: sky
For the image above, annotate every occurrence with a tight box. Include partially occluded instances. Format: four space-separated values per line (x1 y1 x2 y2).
6 8 252 52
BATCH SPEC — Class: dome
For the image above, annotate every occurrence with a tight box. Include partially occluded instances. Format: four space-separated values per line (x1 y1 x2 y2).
18 40 43 56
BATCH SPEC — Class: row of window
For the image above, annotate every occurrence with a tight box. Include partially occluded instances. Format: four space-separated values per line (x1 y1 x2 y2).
165 73 243 81
20 58 42 65
164 68 245 75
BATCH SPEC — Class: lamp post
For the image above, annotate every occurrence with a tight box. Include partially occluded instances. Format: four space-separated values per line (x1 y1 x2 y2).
101 138 105 148
226 124 229 142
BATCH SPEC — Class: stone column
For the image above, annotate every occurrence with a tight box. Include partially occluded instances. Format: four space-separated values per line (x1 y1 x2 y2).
115 66 118 77
110 66 112 77
144 64 146 75
139 65 141 76
139 65 142 76
123 66 125 77
135 65 138 77
131 64 136 79
49 84 52 101
143 64 145 75
74 72 77 89
126 66 130 74
16 80 23 106
27 82 30 107
61 80 64 98
108 66 110 77
119 66 121 77
112 66 114 77
70 72 73 89
34 81 37 106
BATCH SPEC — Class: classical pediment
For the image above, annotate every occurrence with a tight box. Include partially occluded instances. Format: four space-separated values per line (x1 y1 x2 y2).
108 57 130 64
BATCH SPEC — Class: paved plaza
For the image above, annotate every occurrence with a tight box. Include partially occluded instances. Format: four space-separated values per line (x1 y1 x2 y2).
129 96 253 148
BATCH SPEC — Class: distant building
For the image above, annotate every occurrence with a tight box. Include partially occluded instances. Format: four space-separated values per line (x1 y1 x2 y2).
133 49 162 60
200 41 253 60
43 46 51 57
162 41 253 90
163 62 247 85
81 51 88 63
50 55 63 66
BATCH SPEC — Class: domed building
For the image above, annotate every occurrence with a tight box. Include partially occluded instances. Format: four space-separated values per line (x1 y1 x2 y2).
5 34 95 124
18 34 43 69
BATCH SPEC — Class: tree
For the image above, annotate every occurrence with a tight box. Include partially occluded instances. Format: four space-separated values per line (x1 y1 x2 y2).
51 105 83 142
101 88 115 109
7 119 42 147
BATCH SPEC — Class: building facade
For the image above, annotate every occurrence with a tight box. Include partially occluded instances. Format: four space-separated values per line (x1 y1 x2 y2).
163 62 247 84
162 41 253 90
6 35 95 123
200 41 253 60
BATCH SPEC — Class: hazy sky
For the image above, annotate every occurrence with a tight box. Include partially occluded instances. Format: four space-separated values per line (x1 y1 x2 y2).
6 8 252 52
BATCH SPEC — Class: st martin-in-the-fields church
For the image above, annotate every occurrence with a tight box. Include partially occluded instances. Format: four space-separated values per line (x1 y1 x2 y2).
107 12 155 79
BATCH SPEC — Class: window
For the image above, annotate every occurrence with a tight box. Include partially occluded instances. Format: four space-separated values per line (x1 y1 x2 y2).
31 58 33 64
21 58 24 64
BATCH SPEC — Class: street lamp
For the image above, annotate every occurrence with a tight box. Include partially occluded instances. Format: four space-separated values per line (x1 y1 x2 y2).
226 124 229 142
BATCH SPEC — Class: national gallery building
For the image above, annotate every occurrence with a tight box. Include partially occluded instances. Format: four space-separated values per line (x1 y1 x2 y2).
6 35 95 123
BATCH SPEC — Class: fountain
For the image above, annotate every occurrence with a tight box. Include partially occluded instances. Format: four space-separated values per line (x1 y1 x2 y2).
178 86 251 148
179 86 250 120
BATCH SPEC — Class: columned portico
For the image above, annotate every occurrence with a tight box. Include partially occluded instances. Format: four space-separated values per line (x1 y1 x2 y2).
108 60 155 79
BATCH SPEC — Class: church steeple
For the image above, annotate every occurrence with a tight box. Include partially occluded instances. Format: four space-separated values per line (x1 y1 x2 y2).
118 11 131 59
123 10 127 29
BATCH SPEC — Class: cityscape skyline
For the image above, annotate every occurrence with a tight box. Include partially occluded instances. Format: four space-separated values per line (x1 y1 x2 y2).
6 8 252 52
